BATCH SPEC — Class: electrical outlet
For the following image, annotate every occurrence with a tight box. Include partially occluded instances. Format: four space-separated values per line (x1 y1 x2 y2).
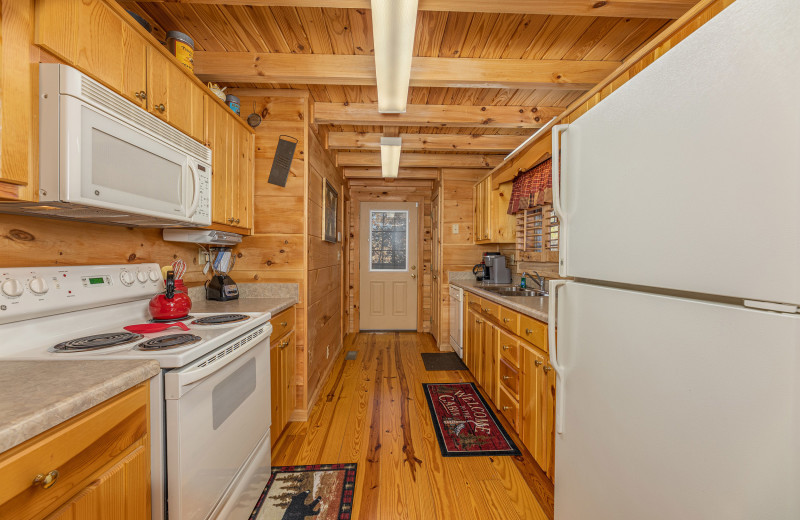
198 248 210 266
326 345 330 359
452 224 459 234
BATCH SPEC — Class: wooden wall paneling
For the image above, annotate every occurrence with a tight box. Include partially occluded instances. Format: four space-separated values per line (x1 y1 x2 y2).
305 128 345 413
235 94 310 417
0 214 208 284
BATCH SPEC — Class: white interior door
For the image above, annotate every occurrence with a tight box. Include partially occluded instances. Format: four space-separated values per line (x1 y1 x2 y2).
553 282 800 520
554 0 800 305
359 202 419 330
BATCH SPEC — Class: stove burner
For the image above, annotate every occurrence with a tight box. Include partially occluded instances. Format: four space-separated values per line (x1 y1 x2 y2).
149 315 193 324
191 314 251 325
53 332 144 352
136 334 202 351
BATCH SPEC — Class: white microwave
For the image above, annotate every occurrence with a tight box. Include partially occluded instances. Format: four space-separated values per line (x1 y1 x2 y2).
0 64 211 227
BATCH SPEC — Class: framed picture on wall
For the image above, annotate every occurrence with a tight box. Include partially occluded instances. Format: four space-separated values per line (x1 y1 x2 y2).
323 179 338 243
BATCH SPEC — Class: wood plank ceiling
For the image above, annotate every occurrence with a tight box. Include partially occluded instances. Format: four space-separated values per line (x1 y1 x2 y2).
122 1 698 174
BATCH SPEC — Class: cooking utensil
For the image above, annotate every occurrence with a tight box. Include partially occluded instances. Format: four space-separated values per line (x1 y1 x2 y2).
247 102 261 128
171 259 187 280
123 322 190 334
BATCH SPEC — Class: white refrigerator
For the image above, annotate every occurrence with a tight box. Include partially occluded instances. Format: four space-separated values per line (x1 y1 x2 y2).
547 0 800 518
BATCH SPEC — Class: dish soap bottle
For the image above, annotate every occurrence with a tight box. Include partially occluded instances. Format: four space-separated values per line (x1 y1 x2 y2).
520 273 527 289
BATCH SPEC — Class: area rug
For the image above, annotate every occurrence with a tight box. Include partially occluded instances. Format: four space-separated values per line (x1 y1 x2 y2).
421 352 468 371
423 382 521 457
249 463 357 520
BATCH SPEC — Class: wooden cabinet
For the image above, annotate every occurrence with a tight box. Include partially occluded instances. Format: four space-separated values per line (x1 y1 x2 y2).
205 98 254 231
0 384 151 520
147 48 204 139
461 292 555 478
0 0 38 201
270 307 297 446
521 346 556 478
474 177 516 244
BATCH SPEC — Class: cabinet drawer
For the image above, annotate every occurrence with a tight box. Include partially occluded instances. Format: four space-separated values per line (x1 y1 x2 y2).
499 359 520 397
0 384 149 520
499 307 519 334
498 330 520 368
468 294 482 312
519 315 547 352
270 307 295 342
481 300 499 319
497 385 519 431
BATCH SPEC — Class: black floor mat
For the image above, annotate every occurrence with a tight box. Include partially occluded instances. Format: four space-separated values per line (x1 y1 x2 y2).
421 352 468 371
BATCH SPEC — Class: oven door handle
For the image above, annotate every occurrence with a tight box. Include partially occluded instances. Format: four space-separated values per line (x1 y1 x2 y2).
164 324 270 399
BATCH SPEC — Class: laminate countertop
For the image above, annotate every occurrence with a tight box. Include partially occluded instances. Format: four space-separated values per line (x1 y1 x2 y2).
449 279 549 324
0 360 160 453
189 297 298 316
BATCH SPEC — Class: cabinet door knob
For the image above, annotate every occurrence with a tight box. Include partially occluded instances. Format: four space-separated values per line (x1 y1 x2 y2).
433 274 437 280
228 217 235 223
503 318 510 323
535 360 543 367
135 90 147 100
502 375 510 381
525 328 533 335
235 218 240 224
502 406 510 411
475 319 482 324
502 345 510 351
543 366 552 373
156 103 165 112
33 470 59 489
280 321 288 327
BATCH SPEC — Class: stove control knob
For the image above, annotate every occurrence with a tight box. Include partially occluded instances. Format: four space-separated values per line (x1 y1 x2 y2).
120 271 135 286
29 277 49 295
1 278 24 298
137 271 148 283
148 270 160 282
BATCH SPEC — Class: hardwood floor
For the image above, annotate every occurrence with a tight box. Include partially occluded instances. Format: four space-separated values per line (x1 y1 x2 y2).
272 332 554 519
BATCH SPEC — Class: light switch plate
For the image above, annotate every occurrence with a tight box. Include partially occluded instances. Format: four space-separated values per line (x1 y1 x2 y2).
452 224 459 234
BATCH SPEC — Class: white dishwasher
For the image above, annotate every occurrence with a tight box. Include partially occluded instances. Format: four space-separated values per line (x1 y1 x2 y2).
448 285 464 358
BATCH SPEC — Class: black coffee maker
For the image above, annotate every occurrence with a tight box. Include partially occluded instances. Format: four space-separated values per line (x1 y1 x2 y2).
472 261 490 281
205 248 239 301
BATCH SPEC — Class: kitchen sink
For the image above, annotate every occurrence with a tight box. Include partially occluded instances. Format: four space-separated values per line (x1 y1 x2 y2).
482 286 548 297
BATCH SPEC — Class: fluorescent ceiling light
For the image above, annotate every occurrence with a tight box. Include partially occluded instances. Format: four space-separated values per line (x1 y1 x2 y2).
371 0 418 113
380 137 402 178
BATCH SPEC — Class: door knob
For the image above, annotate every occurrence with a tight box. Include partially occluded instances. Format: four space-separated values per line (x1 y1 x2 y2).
525 328 533 335
502 406 510 411
502 345 510 351
411 273 417 279
156 103 165 112
33 470 59 489
535 360 543 367
502 375 510 381
543 366 552 373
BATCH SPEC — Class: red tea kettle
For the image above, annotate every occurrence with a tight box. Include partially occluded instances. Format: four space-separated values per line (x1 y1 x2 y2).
149 271 192 320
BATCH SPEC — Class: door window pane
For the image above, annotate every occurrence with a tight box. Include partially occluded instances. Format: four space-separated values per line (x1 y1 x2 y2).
370 210 408 271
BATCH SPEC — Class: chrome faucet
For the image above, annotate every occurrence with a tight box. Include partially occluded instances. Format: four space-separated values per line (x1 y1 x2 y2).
525 271 546 293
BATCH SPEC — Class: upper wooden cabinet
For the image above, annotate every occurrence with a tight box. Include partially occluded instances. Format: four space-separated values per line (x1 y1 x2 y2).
0 0 38 201
474 177 516 244
146 47 204 140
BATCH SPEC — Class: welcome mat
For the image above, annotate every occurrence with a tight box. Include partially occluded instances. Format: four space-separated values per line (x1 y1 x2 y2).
421 352 468 371
423 382 521 457
250 463 357 519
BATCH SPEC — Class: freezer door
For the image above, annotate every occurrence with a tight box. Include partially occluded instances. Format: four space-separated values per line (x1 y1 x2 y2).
554 0 800 305
553 282 800 520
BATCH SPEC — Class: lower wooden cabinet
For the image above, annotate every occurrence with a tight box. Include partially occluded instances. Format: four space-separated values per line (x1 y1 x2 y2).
270 307 296 446
462 293 555 478
0 384 151 520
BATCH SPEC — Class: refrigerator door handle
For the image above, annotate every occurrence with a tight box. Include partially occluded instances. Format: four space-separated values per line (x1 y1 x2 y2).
551 124 569 277
549 279 569 434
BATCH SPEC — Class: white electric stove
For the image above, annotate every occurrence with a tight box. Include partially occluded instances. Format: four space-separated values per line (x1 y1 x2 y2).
0 264 273 520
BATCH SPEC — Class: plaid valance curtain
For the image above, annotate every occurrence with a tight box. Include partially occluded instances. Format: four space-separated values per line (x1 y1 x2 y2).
507 159 552 214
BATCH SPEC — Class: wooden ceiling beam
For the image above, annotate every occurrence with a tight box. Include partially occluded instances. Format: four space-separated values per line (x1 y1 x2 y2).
328 132 527 152
337 152 503 168
344 167 440 179
194 53 619 90
133 0 694 19
315 103 559 129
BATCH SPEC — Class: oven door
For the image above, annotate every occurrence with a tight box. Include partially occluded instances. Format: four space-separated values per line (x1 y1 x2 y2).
164 325 272 520
60 95 199 222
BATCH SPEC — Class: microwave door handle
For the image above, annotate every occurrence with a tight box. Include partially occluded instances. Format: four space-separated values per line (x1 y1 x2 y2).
187 162 201 218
